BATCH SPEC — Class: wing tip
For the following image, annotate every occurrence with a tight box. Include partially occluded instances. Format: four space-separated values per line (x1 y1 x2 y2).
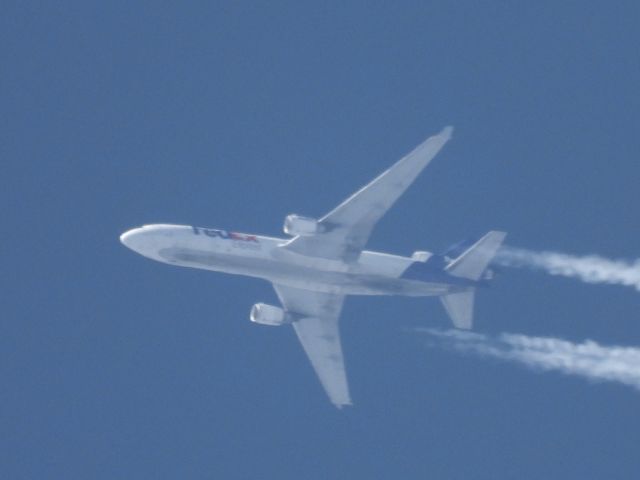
441 125 454 140
334 400 353 410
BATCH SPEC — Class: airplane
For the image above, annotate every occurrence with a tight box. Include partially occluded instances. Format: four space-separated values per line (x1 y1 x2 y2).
120 126 506 408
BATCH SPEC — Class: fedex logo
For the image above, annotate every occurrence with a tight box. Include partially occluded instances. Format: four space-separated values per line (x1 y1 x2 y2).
192 226 259 243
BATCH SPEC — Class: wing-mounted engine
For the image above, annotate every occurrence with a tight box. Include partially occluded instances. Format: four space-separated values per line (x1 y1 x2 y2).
283 214 325 236
411 251 432 262
250 303 295 326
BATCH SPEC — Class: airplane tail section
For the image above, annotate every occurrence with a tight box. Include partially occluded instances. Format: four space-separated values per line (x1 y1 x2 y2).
440 231 506 329
445 231 507 281
440 289 475 330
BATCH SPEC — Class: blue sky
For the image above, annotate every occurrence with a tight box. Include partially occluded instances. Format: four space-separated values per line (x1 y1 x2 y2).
3 2 640 478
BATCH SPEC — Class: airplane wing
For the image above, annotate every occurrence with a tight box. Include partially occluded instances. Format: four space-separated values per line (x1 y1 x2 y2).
272 283 351 407
283 126 453 262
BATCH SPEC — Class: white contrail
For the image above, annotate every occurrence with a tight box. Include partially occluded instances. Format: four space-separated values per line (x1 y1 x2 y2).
414 328 640 391
495 247 640 291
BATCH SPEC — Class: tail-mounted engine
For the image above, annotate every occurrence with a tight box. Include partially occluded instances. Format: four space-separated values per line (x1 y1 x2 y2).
250 303 294 326
283 214 325 236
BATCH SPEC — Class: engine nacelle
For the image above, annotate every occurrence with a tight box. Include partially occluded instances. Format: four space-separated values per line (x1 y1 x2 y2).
250 303 293 326
283 214 324 236
411 251 432 262
481 268 495 281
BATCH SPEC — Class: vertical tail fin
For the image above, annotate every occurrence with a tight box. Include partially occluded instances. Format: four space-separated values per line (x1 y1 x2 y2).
440 231 506 329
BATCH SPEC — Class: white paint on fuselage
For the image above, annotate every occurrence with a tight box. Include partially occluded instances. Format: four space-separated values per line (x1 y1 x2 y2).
120 224 457 296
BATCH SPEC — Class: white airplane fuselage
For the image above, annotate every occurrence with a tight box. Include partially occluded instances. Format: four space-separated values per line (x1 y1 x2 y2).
120 224 468 297
119 127 508 407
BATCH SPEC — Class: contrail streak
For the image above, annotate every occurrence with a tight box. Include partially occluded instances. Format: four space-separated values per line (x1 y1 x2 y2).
413 328 640 391
494 246 640 291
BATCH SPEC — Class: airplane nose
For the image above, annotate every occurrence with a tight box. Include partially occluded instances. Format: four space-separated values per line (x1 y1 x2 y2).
120 228 143 250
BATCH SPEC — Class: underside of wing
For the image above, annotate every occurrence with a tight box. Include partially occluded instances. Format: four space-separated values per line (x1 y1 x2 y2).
282 126 453 262
273 284 351 407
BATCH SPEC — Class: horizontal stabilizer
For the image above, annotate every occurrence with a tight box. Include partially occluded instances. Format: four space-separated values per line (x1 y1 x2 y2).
446 231 506 281
440 289 475 329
